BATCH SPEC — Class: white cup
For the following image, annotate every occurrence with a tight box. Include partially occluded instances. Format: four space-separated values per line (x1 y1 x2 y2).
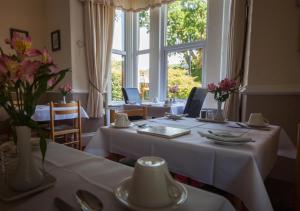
128 157 181 208
247 113 268 126
153 97 159 103
114 113 131 127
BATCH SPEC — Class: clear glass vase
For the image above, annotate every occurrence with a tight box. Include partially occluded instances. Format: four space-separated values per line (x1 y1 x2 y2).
214 101 224 121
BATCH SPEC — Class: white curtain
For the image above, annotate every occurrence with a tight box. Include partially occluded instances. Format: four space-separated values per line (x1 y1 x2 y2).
83 0 175 12
224 0 250 121
83 0 115 118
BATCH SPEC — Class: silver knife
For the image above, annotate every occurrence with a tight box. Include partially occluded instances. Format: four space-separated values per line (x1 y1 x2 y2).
54 197 78 211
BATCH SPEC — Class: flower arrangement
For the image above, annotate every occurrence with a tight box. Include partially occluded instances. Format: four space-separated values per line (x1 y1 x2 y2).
169 84 179 99
207 78 238 102
0 33 68 159
59 84 72 97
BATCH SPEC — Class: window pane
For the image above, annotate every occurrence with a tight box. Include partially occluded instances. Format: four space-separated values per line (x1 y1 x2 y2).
138 10 150 51
113 10 125 51
111 54 125 101
137 54 150 100
167 48 203 99
166 0 207 46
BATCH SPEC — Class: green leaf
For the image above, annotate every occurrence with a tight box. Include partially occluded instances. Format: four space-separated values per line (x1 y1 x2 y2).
39 136 47 162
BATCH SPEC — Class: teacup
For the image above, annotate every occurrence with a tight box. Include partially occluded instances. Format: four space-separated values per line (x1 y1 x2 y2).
128 157 181 208
114 113 131 127
153 97 159 103
247 113 269 126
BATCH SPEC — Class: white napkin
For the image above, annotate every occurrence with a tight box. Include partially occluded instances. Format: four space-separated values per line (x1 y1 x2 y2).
198 131 255 143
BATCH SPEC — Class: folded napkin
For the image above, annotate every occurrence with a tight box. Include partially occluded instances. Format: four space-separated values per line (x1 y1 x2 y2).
198 131 255 143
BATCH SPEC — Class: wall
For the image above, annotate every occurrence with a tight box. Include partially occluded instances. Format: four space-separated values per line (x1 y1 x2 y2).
0 0 46 52
45 0 72 86
243 0 300 145
70 0 89 93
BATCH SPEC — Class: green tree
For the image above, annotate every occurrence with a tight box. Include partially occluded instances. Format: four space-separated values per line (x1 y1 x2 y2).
167 67 200 99
139 0 207 82
111 60 123 101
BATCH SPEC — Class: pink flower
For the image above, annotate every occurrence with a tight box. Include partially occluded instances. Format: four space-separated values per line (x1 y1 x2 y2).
25 48 41 57
219 78 237 91
0 56 20 82
47 77 57 88
49 65 61 74
207 83 217 92
169 85 179 94
19 60 41 84
10 33 32 56
41 48 53 64
59 83 72 96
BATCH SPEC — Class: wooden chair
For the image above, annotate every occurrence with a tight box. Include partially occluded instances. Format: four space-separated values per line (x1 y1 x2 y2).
49 101 82 150
109 107 147 165
110 107 147 123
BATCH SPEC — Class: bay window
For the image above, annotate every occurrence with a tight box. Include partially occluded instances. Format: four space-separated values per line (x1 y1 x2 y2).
109 0 226 103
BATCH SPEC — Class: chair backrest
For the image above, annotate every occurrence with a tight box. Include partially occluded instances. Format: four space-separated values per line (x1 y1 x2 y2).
110 107 147 123
122 88 141 104
49 101 81 131
183 87 207 118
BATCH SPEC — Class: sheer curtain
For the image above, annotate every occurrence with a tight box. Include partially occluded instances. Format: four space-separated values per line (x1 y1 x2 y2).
83 0 115 118
224 0 250 121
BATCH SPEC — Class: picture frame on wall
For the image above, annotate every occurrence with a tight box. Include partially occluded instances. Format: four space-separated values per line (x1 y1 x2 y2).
51 30 61 51
10 28 29 39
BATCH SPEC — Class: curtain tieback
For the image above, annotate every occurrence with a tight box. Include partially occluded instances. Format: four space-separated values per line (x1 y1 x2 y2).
89 80 106 95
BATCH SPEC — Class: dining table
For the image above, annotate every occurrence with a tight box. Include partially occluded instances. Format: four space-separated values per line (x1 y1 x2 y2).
85 117 281 211
0 143 235 211
31 105 89 122
0 105 89 122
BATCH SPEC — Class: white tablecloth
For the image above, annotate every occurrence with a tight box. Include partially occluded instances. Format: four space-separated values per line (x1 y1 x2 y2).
86 118 281 211
0 143 235 211
123 101 185 117
31 105 89 121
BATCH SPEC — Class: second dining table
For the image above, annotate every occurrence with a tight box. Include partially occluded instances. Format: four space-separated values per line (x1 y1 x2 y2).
86 117 281 211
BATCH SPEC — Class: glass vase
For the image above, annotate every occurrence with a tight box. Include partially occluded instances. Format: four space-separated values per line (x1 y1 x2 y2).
214 101 224 121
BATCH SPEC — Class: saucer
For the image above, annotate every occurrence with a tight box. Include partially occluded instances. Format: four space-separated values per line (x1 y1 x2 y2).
114 177 188 211
110 123 133 128
246 122 269 128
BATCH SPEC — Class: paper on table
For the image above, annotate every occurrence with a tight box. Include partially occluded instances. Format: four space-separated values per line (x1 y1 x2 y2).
198 131 255 143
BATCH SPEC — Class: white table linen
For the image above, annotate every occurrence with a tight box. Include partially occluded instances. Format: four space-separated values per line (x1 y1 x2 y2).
31 105 89 121
0 143 235 211
85 118 281 211
123 101 185 117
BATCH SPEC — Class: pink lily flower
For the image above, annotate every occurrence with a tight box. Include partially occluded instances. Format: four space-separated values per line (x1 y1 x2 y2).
41 48 53 64
25 48 41 57
19 60 41 84
11 33 32 56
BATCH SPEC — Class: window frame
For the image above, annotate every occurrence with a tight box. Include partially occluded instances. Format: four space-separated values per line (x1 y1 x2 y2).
109 10 127 103
159 4 207 100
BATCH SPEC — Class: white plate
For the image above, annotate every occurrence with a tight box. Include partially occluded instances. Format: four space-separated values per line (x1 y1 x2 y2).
110 123 134 128
210 139 248 146
114 177 188 211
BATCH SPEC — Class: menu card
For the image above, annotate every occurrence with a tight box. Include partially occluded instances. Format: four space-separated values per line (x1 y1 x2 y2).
137 126 191 139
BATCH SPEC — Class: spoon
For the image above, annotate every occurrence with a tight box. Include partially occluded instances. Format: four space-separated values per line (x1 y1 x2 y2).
75 190 103 211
